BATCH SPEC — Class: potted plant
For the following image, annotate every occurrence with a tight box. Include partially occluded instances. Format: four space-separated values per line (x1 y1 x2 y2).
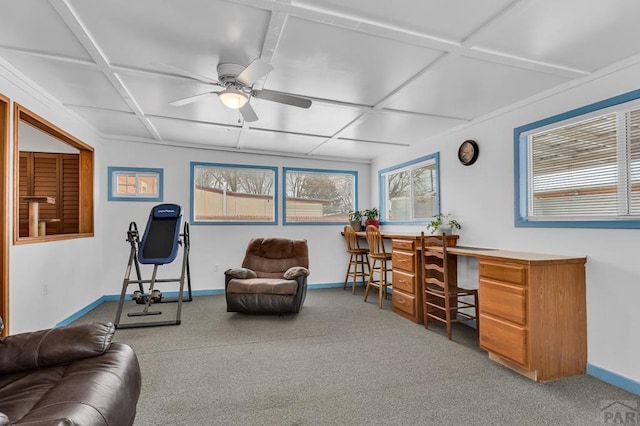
363 207 380 228
427 213 461 235
348 210 363 231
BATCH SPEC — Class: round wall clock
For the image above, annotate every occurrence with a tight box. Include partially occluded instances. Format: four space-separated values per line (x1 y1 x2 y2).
458 139 479 166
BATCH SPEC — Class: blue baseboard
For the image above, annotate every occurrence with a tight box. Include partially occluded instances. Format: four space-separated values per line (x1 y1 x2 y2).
55 284 344 327
587 363 640 396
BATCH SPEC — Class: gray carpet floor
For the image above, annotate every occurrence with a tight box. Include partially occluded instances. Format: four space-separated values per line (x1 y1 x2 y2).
75 287 636 425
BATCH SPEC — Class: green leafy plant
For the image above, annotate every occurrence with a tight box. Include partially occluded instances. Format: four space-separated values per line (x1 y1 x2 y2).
349 210 363 221
427 213 461 234
363 207 379 221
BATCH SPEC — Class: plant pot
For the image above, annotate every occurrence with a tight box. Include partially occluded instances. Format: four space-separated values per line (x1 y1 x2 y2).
365 219 380 228
348 220 362 232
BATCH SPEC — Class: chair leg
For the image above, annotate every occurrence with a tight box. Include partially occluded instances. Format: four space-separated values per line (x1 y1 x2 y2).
474 291 480 337
445 295 453 340
378 263 384 309
343 254 354 291
364 259 377 303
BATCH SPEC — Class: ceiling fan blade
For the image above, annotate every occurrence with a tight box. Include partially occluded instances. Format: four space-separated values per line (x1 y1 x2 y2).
169 92 216 106
239 103 258 122
252 89 312 109
237 59 273 86
160 62 221 86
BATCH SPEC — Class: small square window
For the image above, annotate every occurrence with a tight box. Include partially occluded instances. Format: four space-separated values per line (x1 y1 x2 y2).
108 167 163 202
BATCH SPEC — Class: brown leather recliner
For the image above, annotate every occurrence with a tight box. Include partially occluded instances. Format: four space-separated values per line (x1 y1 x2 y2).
0 320 141 425
225 237 310 314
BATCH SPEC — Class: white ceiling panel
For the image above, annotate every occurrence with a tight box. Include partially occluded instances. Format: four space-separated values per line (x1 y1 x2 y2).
68 107 153 139
149 117 240 148
293 0 515 41
386 55 570 119
473 0 640 72
2 1 640 163
0 1 91 60
69 0 270 73
248 99 364 136
266 16 443 105
339 111 467 145
237 130 322 155
312 138 408 161
0 52 130 111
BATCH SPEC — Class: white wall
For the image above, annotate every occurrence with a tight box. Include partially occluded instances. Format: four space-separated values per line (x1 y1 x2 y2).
1 60 106 333
101 140 371 297
371 61 640 384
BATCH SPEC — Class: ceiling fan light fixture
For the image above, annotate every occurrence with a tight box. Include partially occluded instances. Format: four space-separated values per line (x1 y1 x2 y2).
219 87 248 109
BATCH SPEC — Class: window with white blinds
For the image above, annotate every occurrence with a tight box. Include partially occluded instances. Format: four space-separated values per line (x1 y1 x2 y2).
516 89 640 228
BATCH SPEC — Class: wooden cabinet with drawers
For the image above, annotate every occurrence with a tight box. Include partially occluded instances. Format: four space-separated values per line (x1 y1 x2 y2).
391 239 421 323
391 235 459 324
476 256 586 382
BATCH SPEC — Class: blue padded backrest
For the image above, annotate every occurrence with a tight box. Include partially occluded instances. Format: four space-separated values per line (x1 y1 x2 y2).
138 204 182 265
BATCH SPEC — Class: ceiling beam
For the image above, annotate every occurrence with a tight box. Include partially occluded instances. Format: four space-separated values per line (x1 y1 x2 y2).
48 0 162 141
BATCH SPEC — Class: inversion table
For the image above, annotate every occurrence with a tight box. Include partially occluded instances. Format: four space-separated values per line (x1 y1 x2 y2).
114 203 192 328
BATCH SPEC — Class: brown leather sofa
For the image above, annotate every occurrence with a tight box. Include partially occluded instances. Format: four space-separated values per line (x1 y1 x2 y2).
225 237 310 314
0 320 141 425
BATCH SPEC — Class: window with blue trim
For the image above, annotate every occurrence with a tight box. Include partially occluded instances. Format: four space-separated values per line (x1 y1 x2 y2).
191 162 277 224
284 167 356 224
515 89 640 228
108 167 163 202
379 153 439 223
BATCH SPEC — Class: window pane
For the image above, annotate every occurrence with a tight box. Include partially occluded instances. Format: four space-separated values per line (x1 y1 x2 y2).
386 170 410 220
193 164 276 223
382 154 438 223
628 109 640 214
412 164 437 219
529 113 619 218
109 167 163 202
284 169 356 223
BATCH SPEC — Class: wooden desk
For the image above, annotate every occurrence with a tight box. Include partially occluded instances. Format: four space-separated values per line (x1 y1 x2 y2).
19 196 55 237
430 245 587 382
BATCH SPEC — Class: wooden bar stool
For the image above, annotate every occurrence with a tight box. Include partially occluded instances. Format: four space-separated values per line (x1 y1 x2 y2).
343 225 370 294
364 225 392 308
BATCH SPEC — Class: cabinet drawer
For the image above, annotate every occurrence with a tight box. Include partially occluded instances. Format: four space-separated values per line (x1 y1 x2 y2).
479 279 526 325
393 290 416 317
392 251 415 272
480 314 528 367
393 270 415 294
392 239 415 251
479 261 526 285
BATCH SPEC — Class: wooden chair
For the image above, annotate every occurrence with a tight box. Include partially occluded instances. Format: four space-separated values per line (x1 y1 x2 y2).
420 231 479 340
343 225 370 294
364 225 392 308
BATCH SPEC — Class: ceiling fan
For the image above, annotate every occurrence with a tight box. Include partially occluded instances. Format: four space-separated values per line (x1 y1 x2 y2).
167 58 312 122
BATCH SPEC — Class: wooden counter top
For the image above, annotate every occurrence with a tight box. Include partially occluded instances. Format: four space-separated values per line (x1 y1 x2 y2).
438 246 586 266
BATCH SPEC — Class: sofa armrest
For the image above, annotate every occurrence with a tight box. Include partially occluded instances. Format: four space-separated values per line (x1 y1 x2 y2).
284 266 310 280
0 322 115 374
224 268 257 279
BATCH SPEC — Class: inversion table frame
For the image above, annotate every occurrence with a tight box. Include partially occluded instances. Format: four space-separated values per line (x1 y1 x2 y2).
114 203 192 329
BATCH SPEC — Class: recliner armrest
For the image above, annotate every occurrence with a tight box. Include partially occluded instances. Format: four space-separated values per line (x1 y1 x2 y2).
224 268 258 279
283 266 310 280
0 322 115 374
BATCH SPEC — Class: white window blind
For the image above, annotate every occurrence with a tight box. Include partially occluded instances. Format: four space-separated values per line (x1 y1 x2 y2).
528 107 640 220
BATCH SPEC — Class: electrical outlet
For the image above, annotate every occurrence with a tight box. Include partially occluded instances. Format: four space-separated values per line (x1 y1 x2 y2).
42 282 48 296
214 264 219 272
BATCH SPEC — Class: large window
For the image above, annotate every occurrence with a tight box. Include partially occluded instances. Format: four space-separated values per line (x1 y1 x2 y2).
283 168 357 224
515 88 640 228
191 162 277 224
379 153 439 223
108 167 163 202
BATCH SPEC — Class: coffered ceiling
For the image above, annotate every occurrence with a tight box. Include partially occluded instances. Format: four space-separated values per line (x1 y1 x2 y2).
1 0 640 163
